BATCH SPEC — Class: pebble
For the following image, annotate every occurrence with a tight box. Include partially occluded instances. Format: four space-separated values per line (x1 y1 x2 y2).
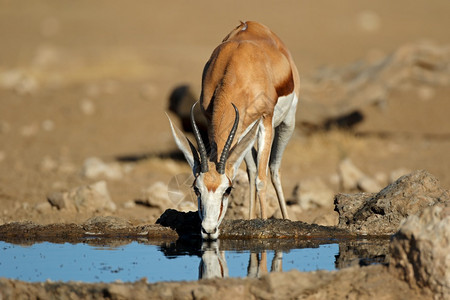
41 119 55 131
338 158 381 192
356 10 381 32
81 157 123 180
80 98 96 115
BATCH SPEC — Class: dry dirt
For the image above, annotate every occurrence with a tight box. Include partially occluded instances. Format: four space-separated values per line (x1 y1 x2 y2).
0 1 449 299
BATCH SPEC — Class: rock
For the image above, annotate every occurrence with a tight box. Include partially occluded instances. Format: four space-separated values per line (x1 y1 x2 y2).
20 124 39 137
123 201 136 209
41 119 55 131
47 181 116 213
137 182 173 211
47 192 70 210
0 69 39 95
338 158 381 192
178 200 197 212
35 202 52 213
389 203 450 299
80 98 96 115
289 178 334 210
40 156 58 172
81 157 123 180
335 170 449 235
356 10 381 32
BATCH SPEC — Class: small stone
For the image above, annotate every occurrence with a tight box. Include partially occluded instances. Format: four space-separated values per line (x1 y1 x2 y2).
178 200 197 212
40 156 57 172
35 202 52 213
20 124 38 137
81 157 123 180
357 176 381 193
123 201 136 209
41 119 55 131
356 10 381 32
374 172 388 187
138 181 172 211
338 158 365 191
47 191 71 210
338 158 380 192
80 98 95 115
291 178 334 210
417 86 435 101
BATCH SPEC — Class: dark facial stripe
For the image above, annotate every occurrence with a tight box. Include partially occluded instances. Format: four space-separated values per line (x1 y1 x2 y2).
219 258 224 277
217 198 224 222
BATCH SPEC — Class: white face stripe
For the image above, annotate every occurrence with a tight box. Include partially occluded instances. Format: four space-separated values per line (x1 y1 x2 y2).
196 172 231 239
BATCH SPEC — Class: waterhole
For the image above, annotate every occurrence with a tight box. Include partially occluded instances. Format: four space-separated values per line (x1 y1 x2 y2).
0 238 389 283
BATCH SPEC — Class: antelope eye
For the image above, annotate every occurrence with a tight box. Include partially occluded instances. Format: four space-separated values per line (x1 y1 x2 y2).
224 186 233 197
193 186 201 197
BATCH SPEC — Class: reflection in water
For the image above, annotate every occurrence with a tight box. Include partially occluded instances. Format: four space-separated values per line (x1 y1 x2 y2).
199 241 229 279
198 241 284 279
247 251 283 278
0 238 389 283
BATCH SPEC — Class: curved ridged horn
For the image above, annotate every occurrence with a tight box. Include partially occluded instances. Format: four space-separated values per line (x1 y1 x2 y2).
217 103 239 174
191 102 209 173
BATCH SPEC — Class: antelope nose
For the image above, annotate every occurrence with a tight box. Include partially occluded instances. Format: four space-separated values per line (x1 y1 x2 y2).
201 226 218 235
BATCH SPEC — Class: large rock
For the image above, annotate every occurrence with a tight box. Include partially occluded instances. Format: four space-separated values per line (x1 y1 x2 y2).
47 181 116 213
389 203 450 299
335 170 449 235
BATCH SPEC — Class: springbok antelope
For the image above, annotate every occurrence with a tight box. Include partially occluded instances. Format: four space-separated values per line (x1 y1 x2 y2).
168 21 300 240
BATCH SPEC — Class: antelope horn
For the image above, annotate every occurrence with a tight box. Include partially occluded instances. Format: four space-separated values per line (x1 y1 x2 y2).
191 102 209 173
217 103 239 174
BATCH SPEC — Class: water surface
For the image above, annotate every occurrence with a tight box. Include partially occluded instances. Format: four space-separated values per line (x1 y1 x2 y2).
0 239 388 283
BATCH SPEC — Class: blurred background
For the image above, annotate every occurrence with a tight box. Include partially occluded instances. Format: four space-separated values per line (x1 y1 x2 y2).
0 0 449 225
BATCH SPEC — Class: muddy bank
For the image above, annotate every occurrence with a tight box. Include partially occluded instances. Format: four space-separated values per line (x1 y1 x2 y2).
0 214 352 244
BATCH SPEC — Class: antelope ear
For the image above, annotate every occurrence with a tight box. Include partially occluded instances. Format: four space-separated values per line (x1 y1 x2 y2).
166 113 201 175
226 120 260 176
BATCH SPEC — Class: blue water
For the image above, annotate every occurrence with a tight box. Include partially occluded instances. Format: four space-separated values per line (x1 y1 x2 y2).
0 241 339 283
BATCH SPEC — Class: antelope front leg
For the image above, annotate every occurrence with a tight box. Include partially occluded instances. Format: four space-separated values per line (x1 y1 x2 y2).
245 150 257 219
256 117 274 219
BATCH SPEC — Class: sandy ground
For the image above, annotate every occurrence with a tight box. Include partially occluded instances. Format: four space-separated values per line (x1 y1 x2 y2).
0 0 449 226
